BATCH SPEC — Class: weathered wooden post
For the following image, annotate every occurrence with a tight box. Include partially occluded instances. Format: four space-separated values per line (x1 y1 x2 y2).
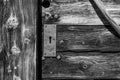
2 0 36 80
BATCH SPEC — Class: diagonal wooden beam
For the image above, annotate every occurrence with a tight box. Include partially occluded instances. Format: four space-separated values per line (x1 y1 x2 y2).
89 0 120 38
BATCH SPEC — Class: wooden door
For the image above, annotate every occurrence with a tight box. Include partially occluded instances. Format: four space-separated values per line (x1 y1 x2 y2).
42 0 120 79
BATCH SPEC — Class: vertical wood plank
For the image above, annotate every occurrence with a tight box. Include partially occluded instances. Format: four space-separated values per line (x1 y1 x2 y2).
2 0 36 80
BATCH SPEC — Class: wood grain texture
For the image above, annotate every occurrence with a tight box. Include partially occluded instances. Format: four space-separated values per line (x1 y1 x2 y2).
42 25 120 79
42 0 120 79
42 0 120 25
42 53 120 79
57 25 120 52
89 0 120 38
1 0 36 80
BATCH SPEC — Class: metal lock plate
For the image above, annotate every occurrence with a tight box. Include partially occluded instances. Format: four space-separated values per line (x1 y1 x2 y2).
43 24 56 57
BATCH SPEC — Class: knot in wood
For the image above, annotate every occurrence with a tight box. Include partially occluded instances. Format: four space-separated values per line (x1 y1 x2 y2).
78 61 93 71
82 64 88 69
11 45 21 55
24 38 30 44
6 13 19 29
7 65 12 73
13 75 21 80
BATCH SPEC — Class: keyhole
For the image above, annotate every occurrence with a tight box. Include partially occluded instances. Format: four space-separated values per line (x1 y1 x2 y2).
49 36 52 43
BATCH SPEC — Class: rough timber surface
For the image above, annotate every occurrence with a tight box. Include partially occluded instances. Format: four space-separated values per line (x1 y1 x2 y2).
56 25 120 52
42 54 120 78
42 25 120 78
2 0 36 80
42 0 120 79
42 0 120 25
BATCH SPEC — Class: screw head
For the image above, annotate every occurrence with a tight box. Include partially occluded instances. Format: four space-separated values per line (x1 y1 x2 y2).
42 56 45 60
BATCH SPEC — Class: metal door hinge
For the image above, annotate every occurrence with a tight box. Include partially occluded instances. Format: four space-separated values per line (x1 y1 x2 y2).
43 24 56 57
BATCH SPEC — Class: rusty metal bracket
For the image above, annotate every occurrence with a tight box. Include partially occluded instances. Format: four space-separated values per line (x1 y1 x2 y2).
43 24 56 57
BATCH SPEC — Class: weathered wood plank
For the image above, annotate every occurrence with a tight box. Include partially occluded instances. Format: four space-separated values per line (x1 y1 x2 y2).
42 53 120 78
56 25 120 52
42 0 120 25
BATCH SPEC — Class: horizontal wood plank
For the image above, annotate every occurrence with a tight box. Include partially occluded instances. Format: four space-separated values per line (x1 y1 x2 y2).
56 25 120 52
42 0 120 79
42 25 120 78
42 1 120 25
42 53 120 78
